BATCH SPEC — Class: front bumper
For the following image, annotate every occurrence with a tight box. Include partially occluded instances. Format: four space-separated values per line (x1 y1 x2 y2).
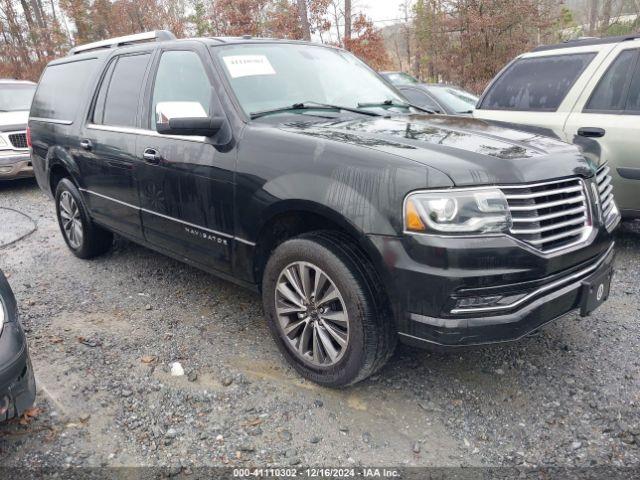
369 225 617 348
0 152 33 179
0 321 36 421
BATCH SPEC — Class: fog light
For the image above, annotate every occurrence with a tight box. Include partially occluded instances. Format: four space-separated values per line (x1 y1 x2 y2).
456 295 503 308
0 166 13 174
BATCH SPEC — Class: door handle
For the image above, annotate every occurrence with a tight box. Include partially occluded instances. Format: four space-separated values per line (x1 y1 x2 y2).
577 127 605 138
143 148 161 165
80 139 92 150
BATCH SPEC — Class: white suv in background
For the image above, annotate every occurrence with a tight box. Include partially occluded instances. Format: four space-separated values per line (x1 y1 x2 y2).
0 79 36 180
474 34 640 220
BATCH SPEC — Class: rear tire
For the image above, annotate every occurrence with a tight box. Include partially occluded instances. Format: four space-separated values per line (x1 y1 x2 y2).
55 178 113 259
262 231 396 387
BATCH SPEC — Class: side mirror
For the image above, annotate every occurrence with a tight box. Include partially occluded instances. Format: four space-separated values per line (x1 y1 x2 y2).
156 101 224 137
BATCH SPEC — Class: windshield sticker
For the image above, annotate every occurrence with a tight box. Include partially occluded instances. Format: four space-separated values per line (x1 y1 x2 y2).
223 55 276 78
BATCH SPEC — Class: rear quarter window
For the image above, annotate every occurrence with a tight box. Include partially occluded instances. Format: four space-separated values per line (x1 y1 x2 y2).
479 53 596 112
31 58 98 123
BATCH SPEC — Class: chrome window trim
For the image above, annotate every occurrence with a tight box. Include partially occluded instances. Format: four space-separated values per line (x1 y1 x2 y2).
29 117 74 125
450 242 614 314
85 123 205 143
79 188 255 246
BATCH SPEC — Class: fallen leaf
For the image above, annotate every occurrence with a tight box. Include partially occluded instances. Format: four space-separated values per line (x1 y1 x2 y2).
19 407 41 425
141 355 156 364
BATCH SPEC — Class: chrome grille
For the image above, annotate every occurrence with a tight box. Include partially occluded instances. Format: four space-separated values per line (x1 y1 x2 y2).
502 178 589 253
596 164 615 219
8 132 28 149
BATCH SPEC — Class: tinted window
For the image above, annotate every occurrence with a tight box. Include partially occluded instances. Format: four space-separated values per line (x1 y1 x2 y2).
100 53 150 127
400 88 439 110
626 58 640 112
92 59 117 124
31 59 98 121
151 50 211 128
585 50 638 112
480 53 596 111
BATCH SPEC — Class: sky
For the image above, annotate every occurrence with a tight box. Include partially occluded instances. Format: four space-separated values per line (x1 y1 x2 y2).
362 0 411 26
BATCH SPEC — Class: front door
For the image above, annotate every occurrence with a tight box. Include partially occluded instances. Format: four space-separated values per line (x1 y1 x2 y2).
564 46 640 217
136 47 235 273
78 52 153 240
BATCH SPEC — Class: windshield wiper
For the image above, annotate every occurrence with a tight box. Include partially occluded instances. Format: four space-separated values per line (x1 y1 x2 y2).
250 101 381 120
357 100 435 114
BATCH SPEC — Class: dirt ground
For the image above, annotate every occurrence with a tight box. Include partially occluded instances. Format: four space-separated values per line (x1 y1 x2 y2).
1 178 639 471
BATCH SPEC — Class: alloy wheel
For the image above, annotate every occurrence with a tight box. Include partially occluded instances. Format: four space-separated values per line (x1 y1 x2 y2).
274 261 349 367
59 191 83 249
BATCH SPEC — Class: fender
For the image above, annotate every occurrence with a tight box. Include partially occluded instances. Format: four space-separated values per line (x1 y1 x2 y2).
46 145 83 193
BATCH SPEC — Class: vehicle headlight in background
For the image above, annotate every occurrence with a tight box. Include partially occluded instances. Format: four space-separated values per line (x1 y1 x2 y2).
404 189 512 234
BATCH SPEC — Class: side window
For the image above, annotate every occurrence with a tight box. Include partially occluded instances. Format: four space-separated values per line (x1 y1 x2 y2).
401 89 439 110
624 54 640 113
31 59 98 122
92 59 117 124
151 50 211 129
95 53 150 127
479 53 596 111
585 49 639 112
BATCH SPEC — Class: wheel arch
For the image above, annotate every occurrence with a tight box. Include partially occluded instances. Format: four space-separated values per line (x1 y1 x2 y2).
251 200 400 324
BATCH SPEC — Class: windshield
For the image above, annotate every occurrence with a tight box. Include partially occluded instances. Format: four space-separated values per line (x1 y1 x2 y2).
428 86 478 113
384 72 419 86
214 44 406 117
0 84 36 112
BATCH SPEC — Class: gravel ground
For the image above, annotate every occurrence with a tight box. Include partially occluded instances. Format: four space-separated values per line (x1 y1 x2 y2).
0 178 639 471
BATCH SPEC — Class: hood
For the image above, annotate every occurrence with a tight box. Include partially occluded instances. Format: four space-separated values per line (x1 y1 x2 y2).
280 114 594 186
0 110 29 132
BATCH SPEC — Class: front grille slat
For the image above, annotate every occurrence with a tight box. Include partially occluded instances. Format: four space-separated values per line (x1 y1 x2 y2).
8 132 28 149
502 177 590 253
510 215 587 235
511 205 586 223
508 194 584 211
596 164 616 227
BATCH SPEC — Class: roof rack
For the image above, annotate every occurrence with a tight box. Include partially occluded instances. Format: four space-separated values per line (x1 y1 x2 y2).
69 30 176 55
532 33 640 52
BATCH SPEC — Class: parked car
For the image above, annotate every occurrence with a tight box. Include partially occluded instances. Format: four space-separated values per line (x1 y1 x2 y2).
474 33 640 219
0 268 36 420
29 31 619 387
379 71 421 86
0 79 36 180
396 84 478 115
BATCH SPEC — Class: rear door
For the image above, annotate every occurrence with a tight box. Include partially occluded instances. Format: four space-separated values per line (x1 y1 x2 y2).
564 44 640 217
78 51 153 240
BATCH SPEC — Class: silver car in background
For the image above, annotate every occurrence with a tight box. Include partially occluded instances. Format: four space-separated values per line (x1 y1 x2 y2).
0 79 36 180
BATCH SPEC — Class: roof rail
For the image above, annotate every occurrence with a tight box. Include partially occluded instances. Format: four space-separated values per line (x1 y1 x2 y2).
69 30 176 55
532 33 640 52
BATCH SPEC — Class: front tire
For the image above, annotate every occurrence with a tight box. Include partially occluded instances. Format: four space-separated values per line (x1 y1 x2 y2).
262 232 396 387
55 178 113 259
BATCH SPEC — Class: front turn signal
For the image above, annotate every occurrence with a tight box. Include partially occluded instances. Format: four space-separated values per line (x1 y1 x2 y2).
405 198 426 232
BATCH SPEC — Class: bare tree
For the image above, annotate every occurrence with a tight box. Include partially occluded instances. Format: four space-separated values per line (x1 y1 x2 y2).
297 0 311 40
344 0 351 41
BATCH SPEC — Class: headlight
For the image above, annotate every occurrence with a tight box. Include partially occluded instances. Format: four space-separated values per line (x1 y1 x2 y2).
404 188 512 234
0 136 7 147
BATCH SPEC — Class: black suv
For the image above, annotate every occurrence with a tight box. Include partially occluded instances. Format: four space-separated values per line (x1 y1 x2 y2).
29 31 620 387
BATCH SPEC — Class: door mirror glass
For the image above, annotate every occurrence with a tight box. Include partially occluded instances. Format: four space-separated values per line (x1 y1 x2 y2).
156 101 222 136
